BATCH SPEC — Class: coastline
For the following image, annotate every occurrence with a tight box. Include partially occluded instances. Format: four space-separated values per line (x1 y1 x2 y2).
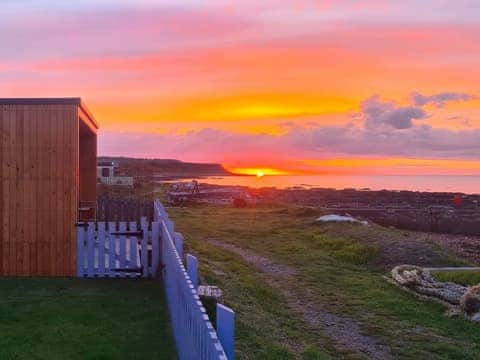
164 180 480 236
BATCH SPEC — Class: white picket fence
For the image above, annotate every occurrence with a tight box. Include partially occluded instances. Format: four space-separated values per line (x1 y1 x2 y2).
76 202 235 359
76 219 160 278
154 200 234 360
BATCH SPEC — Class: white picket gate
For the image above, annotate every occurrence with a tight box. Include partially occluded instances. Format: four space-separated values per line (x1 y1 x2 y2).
76 219 160 278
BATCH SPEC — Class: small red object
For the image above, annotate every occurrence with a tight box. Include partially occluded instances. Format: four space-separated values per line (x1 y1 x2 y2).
452 195 463 207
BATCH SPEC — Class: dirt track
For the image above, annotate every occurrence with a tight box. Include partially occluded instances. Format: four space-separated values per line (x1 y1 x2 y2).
208 239 393 360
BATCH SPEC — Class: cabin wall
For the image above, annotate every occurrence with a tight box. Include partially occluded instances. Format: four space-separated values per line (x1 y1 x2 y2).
0 104 79 276
79 117 97 220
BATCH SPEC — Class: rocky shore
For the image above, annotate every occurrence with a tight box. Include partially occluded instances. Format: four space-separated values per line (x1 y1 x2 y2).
168 182 480 236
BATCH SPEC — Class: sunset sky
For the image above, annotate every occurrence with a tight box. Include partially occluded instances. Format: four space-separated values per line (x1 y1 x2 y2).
1 0 479 175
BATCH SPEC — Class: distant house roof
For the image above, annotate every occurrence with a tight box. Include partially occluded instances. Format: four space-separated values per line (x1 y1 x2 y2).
0 97 98 130
97 161 116 167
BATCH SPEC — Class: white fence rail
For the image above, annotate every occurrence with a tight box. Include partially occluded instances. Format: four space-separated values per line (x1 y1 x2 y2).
76 220 160 278
76 202 235 359
154 200 234 360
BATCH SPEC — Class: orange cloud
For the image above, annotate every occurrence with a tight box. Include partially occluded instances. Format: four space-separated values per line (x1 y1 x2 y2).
301 158 480 175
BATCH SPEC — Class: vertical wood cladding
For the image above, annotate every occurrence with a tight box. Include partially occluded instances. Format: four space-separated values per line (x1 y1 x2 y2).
0 101 97 276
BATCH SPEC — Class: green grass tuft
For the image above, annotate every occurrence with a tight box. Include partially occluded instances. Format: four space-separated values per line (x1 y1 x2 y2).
433 271 480 287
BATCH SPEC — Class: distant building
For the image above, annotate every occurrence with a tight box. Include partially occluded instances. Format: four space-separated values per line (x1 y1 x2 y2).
97 161 134 186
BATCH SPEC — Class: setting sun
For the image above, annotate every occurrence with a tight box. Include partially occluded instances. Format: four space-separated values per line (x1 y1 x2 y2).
228 167 288 176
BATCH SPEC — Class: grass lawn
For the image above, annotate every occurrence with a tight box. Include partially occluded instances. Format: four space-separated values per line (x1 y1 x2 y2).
168 203 480 360
0 278 176 360
433 271 480 287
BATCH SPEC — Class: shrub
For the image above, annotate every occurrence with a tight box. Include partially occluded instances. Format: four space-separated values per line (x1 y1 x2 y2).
332 243 377 265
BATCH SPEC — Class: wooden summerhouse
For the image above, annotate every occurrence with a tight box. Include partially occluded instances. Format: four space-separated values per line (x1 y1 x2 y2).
0 98 98 276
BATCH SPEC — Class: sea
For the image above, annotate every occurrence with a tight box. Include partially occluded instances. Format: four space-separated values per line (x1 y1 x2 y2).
164 175 480 194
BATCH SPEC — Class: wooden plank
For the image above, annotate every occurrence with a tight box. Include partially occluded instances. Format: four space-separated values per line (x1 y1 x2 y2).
186 254 199 287
151 222 160 277
216 304 235 360
140 216 148 230
2 106 11 275
87 222 95 277
175 232 184 260
0 105 4 275
34 105 43 276
119 222 127 278
9 105 16 276
2 106 9 275
129 221 138 278
98 222 106 277
76 225 85 277
30 105 39 276
52 106 60 276
0 105 3 275
23 105 33 276
141 221 148 278
69 105 79 276
108 221 116 277
58 107 67 275
37 104 46 276
15 106 25 276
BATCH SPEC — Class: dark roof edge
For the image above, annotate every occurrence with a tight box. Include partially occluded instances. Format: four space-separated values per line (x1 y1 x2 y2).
0 97 82 105
0 97 99 129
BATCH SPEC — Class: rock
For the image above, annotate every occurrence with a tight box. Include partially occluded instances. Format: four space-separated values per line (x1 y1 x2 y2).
391 265 427 286
471 312 480 323
392 266 480 323
392 265 466 305
460 285 480 316
445 307 462 318
315 214 368 225
198 285 224 304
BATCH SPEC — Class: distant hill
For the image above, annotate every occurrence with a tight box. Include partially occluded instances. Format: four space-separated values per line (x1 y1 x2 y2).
98 156 232 179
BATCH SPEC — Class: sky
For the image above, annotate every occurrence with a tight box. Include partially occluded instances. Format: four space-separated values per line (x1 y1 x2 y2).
1 0 480 175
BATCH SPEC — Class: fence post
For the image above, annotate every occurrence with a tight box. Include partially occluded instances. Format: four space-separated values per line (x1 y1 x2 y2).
140 216 148 230
174 232 184 259
76 225 85 277
129 221 138 278
186 254 199 287
98 222 106 277
167 219 174 235
87 222 95 278
151 222 160 277
108 221 116 277
141 220 149 277
119 222 127 278
217 304 235 360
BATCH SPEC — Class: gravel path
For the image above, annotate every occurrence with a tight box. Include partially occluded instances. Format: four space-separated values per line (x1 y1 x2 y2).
208 239 393 360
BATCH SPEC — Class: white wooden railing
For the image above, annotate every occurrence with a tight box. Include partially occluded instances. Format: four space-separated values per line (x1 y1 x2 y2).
154 200 235 360
76 219 160 278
